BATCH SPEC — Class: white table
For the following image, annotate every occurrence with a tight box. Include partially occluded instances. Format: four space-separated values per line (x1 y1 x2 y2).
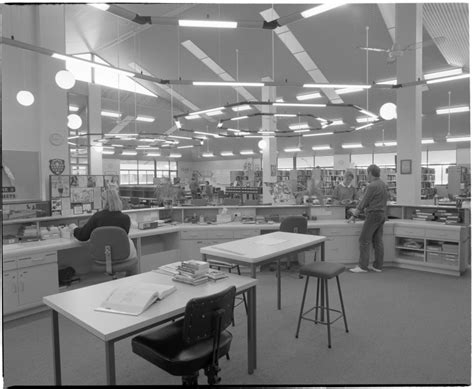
201 231 326 310
43 271 257 385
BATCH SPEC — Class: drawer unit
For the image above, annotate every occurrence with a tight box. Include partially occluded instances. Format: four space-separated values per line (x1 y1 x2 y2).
180 229 208 240
211 230 234 240
16 252 58 269
394 226 425 238
425 228 459 241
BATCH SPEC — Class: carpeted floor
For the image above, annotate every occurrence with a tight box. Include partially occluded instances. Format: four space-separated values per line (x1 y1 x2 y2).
2 266 471 386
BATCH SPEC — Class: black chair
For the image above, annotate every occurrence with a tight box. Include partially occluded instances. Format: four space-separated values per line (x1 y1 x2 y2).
89 226 138 278
279 216 308 270
132 286 236 385
295 262 349 348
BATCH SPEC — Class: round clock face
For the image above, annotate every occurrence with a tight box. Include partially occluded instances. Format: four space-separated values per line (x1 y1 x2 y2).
49 133 65 146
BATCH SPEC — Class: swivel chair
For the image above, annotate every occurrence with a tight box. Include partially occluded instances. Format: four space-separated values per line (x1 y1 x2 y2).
132 286 236 385
89 226 138 278
279 216 308 270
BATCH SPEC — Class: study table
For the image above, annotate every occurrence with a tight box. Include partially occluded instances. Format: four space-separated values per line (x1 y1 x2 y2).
43 271 257 385
200 231 326 310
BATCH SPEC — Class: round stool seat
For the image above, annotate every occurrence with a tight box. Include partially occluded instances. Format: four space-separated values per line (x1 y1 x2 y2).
300 262 346 279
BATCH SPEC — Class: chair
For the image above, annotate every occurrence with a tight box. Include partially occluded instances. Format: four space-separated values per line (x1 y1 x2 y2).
131 286 236 385
279 216 308 270
295 262 349 348
89 226 138 278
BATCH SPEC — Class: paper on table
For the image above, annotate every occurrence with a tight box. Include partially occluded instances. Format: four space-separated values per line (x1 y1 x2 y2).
257 237 287 246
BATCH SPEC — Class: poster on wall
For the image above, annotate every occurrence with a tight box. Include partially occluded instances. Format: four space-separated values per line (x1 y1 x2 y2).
50 175 70 198
77 176 88 188
87 176 97 187
71 187 94 203
264 182 296 205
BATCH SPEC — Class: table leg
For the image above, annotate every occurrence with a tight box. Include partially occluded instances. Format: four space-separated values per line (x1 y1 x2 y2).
250 264 257 279
202 253 207 261
247 285 257 373
105 341 116 385
320 241 325 262
277 258 281 310
51 310 61 385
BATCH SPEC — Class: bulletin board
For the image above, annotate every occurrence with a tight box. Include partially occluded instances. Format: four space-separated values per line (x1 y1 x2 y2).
2 150 41 200
49 174 119 216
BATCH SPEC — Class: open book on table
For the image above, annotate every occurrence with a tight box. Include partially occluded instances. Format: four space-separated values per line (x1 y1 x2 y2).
95 282 177 316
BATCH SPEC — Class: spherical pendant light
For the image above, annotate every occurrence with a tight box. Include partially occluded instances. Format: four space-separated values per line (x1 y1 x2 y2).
55 70 76 90
258 139 267 149
67 114 82 130
379 102 397 120
16 90 35 106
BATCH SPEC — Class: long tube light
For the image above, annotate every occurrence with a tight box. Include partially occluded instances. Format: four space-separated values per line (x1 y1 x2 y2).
436 106 470 115
136 115 155 123
342 143 363 149
169 153 182 158
336 87 364 95
69 105 79 112
122 151 138 155
359 109 379 118
284 147 302 152
202 152 215 157
426 74 469 85
327 120 344 126
147 153 162 157
303 132 333 137
274 114 297 117
192 106 226 115
195 131 221 138
206 110 224 116
274 102 326 108
193 81 264 87
178 20 237 28
303 83 370 89
240 150 255 155
301 3 346 18
356 116 378 123
168 135 193 140
52 53 135 77
446 136 470 142
230 116 249 121
289 123 309 130
355 123 374 131
375 141 397 147
232 105 252 112
294 129 310 133
296 92 322 101
221 151 234 156
185 114 200 120
312 145 332 150
101 110 121 118
89 4 110 11
177 145 193 149
424 68 463 80
422 138 435 144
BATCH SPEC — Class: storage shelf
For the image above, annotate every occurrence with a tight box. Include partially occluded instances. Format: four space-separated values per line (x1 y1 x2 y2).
395 246 424 252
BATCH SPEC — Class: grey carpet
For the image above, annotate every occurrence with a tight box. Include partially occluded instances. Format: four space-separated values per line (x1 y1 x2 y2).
2 267 471 386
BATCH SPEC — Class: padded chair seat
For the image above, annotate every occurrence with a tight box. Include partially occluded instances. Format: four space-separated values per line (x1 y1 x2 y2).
91 257 138 273
300 262 346 279
132 319 233 377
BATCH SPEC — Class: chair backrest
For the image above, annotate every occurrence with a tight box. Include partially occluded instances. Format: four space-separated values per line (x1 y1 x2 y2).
280 216 308 234
89 226 130 262
182 286 236 345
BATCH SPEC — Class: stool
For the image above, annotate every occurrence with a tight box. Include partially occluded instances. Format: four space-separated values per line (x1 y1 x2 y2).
295 262 349 348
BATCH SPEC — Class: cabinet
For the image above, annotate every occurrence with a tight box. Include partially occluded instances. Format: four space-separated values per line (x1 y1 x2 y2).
3 252 59 315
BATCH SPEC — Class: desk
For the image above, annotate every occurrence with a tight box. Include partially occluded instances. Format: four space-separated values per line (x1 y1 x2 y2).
201 231 326 310
43 272 257 385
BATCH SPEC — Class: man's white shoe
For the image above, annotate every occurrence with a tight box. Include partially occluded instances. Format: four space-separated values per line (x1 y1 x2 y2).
349 266 368 273
368 265 382 273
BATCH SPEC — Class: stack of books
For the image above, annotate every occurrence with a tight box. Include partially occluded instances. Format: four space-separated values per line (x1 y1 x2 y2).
412 209 436 221
172 260 210 286
434 209 460 224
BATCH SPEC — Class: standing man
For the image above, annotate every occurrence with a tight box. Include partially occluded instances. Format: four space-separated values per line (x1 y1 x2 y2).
332 171 357 205
349 164 389 273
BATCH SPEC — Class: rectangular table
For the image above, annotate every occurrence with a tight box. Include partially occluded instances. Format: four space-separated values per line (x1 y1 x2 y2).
43 271 257 385
201 231 326 310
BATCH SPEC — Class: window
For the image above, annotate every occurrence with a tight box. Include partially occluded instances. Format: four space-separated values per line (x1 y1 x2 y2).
119 160 178 185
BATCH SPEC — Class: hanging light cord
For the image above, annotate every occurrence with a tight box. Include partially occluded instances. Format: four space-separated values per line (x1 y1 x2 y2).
365 25 369 111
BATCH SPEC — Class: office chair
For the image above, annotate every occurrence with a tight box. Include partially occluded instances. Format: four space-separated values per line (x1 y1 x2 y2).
89 226 138 278
131 286 236 385
279 216 308 270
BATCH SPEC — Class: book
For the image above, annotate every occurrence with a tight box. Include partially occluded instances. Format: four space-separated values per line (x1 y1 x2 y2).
95 283 177 316
207 269 229 281
154 262 181 276
172 274 209 286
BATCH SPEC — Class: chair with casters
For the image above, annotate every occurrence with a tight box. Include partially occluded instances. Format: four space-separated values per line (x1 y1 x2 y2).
89 226 138 278
279 216 308 270
131 286 236 386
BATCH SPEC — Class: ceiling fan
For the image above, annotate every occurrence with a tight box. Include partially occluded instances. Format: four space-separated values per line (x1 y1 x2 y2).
358 36 445 63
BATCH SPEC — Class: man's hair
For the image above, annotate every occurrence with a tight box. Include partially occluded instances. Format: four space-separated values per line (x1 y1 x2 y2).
103 189 123 211
367 164 381 177
344 171 354 180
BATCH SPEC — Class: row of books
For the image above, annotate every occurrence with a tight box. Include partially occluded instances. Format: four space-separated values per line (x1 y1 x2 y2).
154 260 229 285
412 209 461 224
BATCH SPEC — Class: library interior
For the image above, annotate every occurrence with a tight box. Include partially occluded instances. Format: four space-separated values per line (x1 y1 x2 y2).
1 2 471 387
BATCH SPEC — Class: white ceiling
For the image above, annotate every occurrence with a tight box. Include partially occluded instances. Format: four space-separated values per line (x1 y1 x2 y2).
18 3 473 160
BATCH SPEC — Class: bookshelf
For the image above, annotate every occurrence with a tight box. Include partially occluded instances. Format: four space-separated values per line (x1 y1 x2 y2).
421 167 436 199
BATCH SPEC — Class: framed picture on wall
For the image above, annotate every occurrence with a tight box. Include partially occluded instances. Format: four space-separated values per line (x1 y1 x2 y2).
400 159 412 174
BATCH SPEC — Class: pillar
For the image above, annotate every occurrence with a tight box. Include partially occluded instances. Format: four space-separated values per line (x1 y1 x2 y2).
89 84 103 175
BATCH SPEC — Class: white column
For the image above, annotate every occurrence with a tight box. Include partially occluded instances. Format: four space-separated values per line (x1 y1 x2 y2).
261 77 277 203
396 4 423 204
89 84 103 175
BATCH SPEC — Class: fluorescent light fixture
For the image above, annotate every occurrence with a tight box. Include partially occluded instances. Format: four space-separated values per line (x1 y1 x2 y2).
195 131 221 138
446 136 470 142
274 114 297 117
138 138 157 142
422 138 435 144
374 141 397 147
359 109 379 118
202 152 214 157
168 135 192 140
192 107 226 115
289 122 309 130
231 115 249 121
114 133 138 138
335 87 364 95
296 92 322 101
101 150 115 155
258 131 276 135
178 20 237 28
122 151 137 156
227 128 240 133
236 131 251 136
136 145 151 148
89 4 110 11
275 97 285 103
147 153 161 157
294 129 310 133
69 105 79 112
376 79 397 85
356 116 378 123
436 106 470 115
355 123 374 131
274 102 326 108
426 73 470 84
101 110 121 118
217 122 224 128
312 145 332 150
135 115 155 123
206 110 223 116
301 2 346 18
175 120 182 129
221 151 234 156
193 81 264 87
177 145 194 149
52 53 135 77
169 153 182 158
303 83 370 89
244 135 263 138
342 143 363 149
185 114 200 120
284 147 302 152
240 150 255 155
232 105 252 112
424 68 463 80
111 144 124 147
327 120 344 126
303 132 333 137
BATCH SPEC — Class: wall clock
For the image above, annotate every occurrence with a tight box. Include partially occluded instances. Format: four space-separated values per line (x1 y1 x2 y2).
49 133 65 146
